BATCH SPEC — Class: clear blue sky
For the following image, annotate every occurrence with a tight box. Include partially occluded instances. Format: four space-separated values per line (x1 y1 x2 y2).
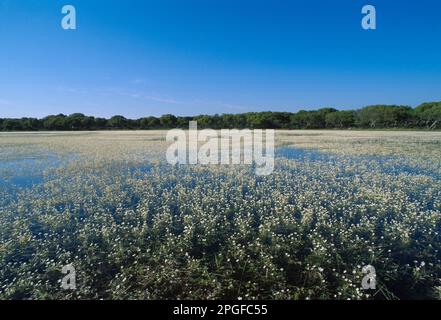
0 0 440 118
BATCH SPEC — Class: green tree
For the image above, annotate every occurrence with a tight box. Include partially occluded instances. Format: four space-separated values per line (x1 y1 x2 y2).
415 102 441 129
159 114 177 128
43 114 67 130
2 119 23 131
325 111 355 128
356 105 413 128
108 116 128 129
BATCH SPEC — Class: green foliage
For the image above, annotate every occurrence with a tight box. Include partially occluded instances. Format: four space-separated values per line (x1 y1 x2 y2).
325 111 355 128
108 115 129 129
415 102 441 129
356 105 413 128
1 102 441 131
160 114 178 128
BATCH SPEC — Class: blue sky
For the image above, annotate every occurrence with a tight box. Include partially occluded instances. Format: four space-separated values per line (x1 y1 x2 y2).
0 0 440 118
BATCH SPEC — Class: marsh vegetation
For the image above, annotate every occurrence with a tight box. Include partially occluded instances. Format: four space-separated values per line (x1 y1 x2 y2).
0 131 440 300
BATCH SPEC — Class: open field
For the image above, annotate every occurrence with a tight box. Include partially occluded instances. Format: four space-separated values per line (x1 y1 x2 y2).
0 131 440 299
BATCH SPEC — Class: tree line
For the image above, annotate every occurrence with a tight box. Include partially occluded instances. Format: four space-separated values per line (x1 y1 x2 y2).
1 102 440 131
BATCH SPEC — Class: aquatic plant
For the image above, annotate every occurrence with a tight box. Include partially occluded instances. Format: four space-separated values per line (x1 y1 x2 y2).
0 131 440 300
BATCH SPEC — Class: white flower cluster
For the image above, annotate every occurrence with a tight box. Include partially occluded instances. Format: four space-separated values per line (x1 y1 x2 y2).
0 130 440 300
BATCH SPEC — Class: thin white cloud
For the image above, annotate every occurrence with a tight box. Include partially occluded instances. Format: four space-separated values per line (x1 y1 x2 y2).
100 86 186 105
191 99 250 112
141 94 185 105
0 99 12 106
131 78 149 85
211 101 250 112
53 86 87 94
